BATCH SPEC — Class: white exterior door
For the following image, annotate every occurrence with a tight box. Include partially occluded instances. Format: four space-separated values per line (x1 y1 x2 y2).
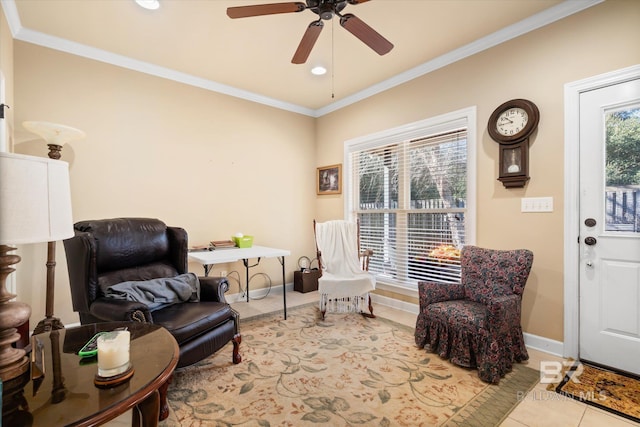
579 78 640 375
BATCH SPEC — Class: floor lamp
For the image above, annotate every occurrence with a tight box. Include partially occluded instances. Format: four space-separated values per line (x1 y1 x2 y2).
0 152 74 420
22 121 85 334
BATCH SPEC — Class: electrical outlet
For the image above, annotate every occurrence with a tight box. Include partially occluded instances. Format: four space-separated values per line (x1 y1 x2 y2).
219 270 227 277
521 197 553 212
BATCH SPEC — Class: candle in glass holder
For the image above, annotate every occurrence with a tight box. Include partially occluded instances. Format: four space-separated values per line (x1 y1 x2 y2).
97 330 130 377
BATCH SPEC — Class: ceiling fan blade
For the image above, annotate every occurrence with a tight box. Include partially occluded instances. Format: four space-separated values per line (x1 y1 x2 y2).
292 20 324 64
347 0 371 4
227 2 306 19
339 13 393 56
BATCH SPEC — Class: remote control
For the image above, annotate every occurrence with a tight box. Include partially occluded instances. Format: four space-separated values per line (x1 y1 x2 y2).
78 331 108 358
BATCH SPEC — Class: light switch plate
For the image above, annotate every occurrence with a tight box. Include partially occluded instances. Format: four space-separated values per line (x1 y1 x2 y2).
521 197 553 212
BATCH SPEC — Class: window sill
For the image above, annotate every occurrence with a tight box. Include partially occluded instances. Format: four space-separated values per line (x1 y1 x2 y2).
374 280 418 298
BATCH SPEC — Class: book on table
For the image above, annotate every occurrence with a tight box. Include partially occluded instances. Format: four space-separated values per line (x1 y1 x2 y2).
211 240 235 248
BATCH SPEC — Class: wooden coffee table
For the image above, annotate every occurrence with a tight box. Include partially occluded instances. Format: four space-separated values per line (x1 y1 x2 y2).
9 322 178 426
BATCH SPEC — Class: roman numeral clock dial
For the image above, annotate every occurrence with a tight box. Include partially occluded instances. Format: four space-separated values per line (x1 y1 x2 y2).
488 99 540 188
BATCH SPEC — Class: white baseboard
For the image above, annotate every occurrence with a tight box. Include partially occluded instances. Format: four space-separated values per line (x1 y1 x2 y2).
523 332 564 357
370 292 420 314
226 281 294 303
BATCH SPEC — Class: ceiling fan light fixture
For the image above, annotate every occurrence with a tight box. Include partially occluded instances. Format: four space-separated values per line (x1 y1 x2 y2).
311 66 327 75
318 4 334 20
135 0 160 10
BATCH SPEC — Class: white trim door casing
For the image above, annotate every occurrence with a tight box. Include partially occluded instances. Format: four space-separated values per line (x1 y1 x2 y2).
578 79 640 373
563 64 640 359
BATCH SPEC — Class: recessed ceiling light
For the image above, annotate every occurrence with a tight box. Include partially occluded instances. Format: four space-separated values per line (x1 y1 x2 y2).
135 0 160 10
311 66 327 76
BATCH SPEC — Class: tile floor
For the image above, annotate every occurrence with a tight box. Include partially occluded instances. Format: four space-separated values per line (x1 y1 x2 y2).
109 289 640 426
231 290 640 427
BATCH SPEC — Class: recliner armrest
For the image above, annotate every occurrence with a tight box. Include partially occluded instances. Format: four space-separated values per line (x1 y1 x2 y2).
90 298 152 323
199 276 231 304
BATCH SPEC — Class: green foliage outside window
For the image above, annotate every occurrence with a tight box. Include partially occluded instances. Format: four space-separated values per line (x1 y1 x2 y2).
606 109 640 186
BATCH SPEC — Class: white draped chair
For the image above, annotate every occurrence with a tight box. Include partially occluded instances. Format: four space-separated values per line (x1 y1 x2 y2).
314 219 376 320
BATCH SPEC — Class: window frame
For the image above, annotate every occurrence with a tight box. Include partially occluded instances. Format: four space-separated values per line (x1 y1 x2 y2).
343 107 477 294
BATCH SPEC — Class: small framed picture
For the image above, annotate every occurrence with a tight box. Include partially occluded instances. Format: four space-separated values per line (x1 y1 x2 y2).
317 164 342 195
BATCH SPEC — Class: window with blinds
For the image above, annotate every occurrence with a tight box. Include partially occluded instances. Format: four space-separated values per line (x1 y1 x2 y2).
346 110 474 288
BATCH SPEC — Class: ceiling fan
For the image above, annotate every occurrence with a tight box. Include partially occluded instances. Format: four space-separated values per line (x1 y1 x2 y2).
227 0 394 64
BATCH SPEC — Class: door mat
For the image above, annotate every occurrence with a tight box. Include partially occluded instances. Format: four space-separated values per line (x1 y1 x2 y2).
548 360 640 423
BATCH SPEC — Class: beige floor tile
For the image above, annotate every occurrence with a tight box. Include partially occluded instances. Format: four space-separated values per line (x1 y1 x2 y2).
507 389 586 427
500 417 529 427
580 406 640 427
524 348 564 371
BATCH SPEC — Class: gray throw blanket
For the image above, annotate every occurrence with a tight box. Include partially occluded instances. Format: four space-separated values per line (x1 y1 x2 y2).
103 272 200 311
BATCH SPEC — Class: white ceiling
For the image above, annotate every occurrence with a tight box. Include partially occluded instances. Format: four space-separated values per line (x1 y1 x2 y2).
4 0 601 117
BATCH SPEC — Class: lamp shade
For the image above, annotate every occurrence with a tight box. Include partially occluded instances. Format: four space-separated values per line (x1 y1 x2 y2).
0 152 74 245
22 121 86 146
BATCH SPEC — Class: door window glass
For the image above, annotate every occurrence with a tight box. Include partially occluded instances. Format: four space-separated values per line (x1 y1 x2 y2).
605 106 640 233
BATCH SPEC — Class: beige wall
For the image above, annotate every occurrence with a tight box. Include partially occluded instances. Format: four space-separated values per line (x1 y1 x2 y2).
12 43 316 328
315 0 640 342
6 0 640 343
1 5 14 149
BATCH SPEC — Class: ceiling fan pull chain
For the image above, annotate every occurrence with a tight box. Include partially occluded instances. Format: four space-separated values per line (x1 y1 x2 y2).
331 18 335 99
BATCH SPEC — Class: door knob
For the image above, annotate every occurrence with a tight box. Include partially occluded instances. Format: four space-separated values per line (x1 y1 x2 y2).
584 236 597 246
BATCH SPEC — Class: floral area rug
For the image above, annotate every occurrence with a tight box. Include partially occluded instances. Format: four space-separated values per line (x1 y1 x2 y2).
161 304 538 426
549 361 640 423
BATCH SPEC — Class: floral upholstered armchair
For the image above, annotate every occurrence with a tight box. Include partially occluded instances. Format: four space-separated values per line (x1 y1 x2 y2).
414 245 533 384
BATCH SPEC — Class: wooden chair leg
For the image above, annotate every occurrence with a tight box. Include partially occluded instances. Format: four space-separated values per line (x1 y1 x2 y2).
319 293 327 320
158 376 172 421
232 334 242 364
361 294 376 318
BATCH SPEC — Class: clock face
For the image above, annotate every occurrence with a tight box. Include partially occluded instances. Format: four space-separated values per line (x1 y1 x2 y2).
488 99 539 144
496 108 529 137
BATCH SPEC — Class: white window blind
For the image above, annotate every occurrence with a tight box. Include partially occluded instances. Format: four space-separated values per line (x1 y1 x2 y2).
347 123 470 287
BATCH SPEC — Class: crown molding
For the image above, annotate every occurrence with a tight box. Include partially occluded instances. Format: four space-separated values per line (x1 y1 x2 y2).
13 26 317 117
2 0 603 118
315 0 604 116
0 0 20 37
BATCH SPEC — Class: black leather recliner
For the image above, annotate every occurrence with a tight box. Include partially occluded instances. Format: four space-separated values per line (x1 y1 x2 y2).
63 217 242 369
